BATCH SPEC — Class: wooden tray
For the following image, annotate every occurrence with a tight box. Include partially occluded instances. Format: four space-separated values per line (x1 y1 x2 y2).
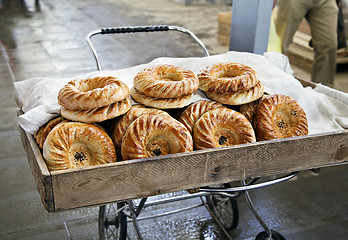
19 116 347 213
18 80 348 212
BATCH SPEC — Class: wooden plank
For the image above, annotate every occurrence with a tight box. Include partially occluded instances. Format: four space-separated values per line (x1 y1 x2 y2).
18 120 55 212
51 130 348 211
295 77 316 88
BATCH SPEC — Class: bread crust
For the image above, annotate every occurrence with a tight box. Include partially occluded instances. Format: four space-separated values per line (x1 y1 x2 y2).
58 76 130 110
193 108 256 150
203 80 264 105
61 97 132 123
110 105 169 151
134 64 199 98
254 94 308 141
121 114 193 160
34 116 69 149
130 87 192 109
179 100 225 133
240 95 266 126
198 62 258 94
43 122 116 171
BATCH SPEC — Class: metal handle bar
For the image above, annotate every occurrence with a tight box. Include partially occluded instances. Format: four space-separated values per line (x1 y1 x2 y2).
86 25 210 71
100 25 170 34
200 172 298 194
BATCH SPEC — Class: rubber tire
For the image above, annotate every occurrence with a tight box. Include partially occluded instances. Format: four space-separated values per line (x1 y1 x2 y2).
255 230 286 240
99 202 127 240
206 192 239 230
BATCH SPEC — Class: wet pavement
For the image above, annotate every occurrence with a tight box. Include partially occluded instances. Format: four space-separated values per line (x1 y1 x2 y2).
0 0 348 239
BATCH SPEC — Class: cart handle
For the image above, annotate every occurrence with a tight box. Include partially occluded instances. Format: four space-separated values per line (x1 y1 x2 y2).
86 25 210 71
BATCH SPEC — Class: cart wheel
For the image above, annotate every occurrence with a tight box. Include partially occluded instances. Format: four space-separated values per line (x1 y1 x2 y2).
255 230 286 240
99 202 127 240
206 192 239 230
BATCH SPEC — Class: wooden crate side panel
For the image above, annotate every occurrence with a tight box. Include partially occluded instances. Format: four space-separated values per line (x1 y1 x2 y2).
19 126 55 212
51 131 347 211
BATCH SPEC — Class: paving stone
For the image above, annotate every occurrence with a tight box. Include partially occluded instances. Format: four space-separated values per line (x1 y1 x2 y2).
0 131 25 159
0 190 65 236
0 159 37 199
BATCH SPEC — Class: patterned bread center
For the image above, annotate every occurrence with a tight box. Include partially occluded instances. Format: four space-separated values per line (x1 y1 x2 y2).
146 136 170 157
274 106 299 136
68 142 91 168
214 128 238 146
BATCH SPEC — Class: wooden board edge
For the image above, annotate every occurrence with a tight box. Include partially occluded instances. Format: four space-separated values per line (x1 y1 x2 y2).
17 110 55 212
295 76 316 88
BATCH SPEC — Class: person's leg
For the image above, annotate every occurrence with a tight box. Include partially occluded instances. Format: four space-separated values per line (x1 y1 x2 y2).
306 0 338 85
274 0 311 53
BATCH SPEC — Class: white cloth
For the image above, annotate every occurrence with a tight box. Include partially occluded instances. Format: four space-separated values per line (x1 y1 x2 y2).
14 51 348 135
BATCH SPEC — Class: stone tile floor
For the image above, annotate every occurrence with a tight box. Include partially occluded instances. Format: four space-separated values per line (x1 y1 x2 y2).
0 0 347 239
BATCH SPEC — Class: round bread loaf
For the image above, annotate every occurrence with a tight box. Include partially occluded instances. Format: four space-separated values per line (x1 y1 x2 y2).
58 76 129 110
193 107 256 150
43 122 116 171
179 100 225 133
133 64 199 98
203 80 264 105
34 125 45 149
198 62 258 94
254 94 308 141
121 114 193 160
130 87 193 109
110 105 169 151
61 97 132 123
34 116 69 149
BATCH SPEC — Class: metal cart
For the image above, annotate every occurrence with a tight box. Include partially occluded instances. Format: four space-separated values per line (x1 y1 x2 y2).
18 25 348 240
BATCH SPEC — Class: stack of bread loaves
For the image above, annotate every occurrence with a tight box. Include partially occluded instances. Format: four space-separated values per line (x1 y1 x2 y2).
197 62 264 105
39 76 130 171
130 64 199 109
33 62 309 171
58 76 132 123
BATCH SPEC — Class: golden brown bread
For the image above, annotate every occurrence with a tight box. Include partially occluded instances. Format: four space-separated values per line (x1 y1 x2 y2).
130 87 193 109
34 116 69 149
239 95 266 125
121 114 193 161
254 94 308 141
34 125 45 149
60 97 132 123
179 100 225 133
58 76 130 110
133 64 199 98
110 104 169 152
203 80 264 105
198 62 258 94
193 107 256 150
43 122 116 171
